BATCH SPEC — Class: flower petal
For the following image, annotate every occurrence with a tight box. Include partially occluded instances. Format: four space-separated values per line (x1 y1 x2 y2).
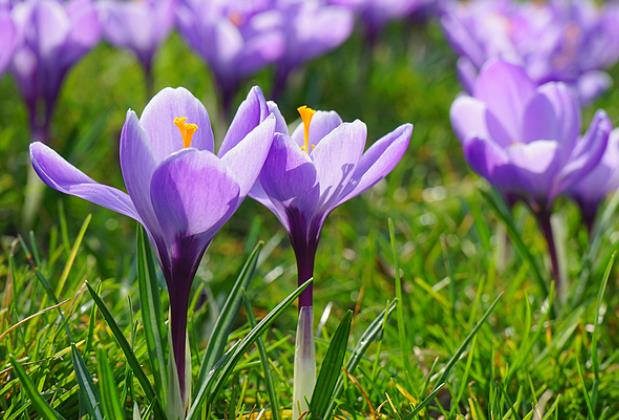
0 12 17 74
219 86 270 157
450 96 490 143
220 114 276 199
474 60 536 140
150 149 241 245
463 137 517 192
30 142 140 221
339 123 413 204
506 140 562 200
310 120 366 211
139 87 215 163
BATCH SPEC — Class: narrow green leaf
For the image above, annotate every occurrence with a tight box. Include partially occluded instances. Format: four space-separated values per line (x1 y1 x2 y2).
71 344 104 420
412 293 502 416
310 310 353 418
188 278 313 419
323 300 397 418
136 227 167 399
480 189 549 297
242 294 280 420
97 348 125 420
85 282 164 418
10 357 63 420
56 214 91 296
196 242 263 387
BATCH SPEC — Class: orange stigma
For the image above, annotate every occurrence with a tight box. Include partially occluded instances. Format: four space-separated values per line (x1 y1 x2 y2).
174 117 198 148
297 105 316 152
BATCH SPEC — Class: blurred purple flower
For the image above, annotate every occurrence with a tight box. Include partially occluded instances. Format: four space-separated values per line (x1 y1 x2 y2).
442 0 618 103
450 60 610 284
272 0 354 98
177 0 284 117
569 128 619 232
30 86 276 402
10 0 101 143
0 10 17 75
98 0 176 88
250 102 412 415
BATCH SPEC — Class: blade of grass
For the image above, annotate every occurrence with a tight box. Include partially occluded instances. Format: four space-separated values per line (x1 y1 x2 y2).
242 293 280 420
85 282 164 418
310 310 353 419
323 300 397 418
97 348 125 420
9 357 64 420
56 215 91 296
480 190 548 298
590 252 614 413
196 242 263 388
412 293 503 416
388 219 415 388
136 228 166 400
71 344 104 420
188 278 313 419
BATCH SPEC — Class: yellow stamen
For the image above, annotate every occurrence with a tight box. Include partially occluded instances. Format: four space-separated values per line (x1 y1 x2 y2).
174 116 199 148
297 105 316 153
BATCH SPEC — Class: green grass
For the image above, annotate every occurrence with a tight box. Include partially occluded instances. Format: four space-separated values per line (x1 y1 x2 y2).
1 20 618 418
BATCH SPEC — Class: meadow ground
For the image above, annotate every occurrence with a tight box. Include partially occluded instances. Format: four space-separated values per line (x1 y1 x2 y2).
0 21 618 418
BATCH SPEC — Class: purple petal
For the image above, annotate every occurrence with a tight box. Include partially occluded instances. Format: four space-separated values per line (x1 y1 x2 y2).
464 137 517 192
290 110 343 148
119 110 160 233
577 71 612 104
254 133 319 219
219 86 270 157
450 96 490 144
456 57 478 94
474 60 536 140
30 142 140 221
150 149 241 245
506 140 562 200
555 111 611 197
139 87 215 163
310 120 366 211
220 114 276 198
267 101 289 134
339 123 413 204
0 12 17 74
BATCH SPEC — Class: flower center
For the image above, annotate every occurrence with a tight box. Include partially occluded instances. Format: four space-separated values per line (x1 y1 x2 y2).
297 105 316 153
174 117 198 148
228 11 244 27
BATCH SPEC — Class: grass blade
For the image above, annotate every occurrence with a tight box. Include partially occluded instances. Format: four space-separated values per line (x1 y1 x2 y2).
10 357 64 420
242 293 280 420
323 300 397 418
188 278 313 419
85 282 164 418
71 344 104 420
480 189 548 297
97 348 126 420
411 292 503 416
56 214 91 296
196 242 263 388
136 228 166 399
310 310 353 419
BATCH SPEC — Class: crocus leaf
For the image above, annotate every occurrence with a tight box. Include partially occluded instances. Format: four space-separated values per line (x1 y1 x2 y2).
323 300 397 418
196 241 263 387
480 189 549 298
71 344 104 420
310 310 353 418
85 282 165 418
188 278 314 419
10 357 64 420
136 227 167 400
96 348 125 420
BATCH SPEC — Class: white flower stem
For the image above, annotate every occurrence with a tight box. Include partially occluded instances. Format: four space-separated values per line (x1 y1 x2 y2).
293 305 315 419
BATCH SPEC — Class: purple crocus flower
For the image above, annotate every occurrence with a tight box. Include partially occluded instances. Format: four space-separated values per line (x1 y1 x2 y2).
30 86 276 403
251 103 412 416
568 128 619 233
450 60 610 286
0 10 17 75
98 0 176 92
177 0 284 118
10 0 101 143
441 0 617 103
271 0 354 99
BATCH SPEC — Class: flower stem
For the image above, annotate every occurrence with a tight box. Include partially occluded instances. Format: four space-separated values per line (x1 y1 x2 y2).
534 209 561 293
293 305 315 419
